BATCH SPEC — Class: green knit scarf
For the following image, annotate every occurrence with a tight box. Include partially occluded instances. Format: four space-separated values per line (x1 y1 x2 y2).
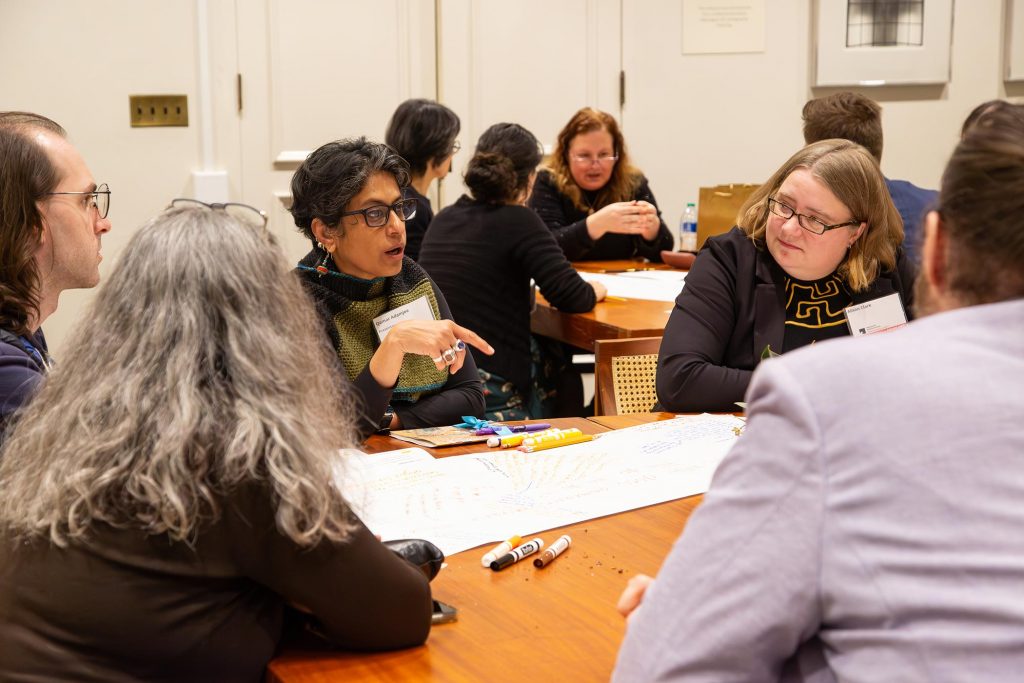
297 249 449 401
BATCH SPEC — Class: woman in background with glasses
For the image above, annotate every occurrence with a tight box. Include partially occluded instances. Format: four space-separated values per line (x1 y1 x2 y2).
0 204 433 680
419 123 607 420
656 138 915 413
528 107 673 261
385 98 461 261
291 138 490 438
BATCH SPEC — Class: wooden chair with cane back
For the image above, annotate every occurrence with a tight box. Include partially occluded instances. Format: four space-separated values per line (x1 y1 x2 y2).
593 336 663 415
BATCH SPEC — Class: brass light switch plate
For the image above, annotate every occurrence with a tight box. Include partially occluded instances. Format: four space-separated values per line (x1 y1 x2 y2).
129 95 188 127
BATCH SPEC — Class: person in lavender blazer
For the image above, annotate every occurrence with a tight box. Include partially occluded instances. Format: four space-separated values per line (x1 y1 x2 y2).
613 104 1024 682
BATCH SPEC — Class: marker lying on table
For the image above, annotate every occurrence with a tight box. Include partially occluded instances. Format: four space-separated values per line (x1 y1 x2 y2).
480 535 523 568
474 423 552 436
488 428 560 448
521 433 594 453
490 537 544 571
520 428 583 448
534 534 572 568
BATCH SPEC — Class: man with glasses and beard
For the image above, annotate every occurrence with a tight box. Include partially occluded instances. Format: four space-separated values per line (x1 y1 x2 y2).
0 112 112 438
615 105 1024 682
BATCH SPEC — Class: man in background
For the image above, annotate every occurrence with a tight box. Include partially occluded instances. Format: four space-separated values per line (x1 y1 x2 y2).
0 112 111 435
614 105 1024 681
802 92 937 264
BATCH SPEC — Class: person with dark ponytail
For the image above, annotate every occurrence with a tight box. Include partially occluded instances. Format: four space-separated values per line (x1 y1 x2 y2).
419 123 606 419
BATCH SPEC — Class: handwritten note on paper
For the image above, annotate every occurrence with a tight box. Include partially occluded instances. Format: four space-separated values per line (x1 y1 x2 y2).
336 414 745 556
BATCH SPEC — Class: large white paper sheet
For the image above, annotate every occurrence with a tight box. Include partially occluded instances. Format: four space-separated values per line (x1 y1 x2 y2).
578 271 684 302
337 414 744 556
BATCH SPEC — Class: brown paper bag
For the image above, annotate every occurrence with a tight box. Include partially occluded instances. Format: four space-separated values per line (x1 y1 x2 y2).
697 183 761 249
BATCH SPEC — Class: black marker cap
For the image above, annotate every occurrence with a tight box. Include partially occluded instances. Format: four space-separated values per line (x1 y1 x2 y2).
490 552 516 571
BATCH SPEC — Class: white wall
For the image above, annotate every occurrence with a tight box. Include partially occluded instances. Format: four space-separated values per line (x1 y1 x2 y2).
0 0 209 353
1 0 1019 354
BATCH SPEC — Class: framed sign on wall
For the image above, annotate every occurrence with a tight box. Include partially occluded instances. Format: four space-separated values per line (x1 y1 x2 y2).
814 0 953 87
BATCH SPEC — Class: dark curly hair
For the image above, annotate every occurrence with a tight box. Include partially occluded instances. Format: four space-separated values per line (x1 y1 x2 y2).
289 137 410 247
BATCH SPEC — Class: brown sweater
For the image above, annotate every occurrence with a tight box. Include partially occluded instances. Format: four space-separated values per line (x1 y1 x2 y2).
0 481 432 682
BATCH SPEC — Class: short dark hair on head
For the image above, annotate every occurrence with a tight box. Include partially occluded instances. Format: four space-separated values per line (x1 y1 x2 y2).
960 99 1013 138
384 99 460 177
464 123 542 204
939 103 1024 304
802 92 884 162
0 112 67 335
289 137 410 246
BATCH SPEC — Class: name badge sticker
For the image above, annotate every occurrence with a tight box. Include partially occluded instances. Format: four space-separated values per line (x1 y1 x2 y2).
373 296 435 341
844 293 908 337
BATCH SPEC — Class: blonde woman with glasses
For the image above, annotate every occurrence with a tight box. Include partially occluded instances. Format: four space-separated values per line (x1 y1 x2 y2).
0 203 433 680
655 139 916 413
529 107 674 261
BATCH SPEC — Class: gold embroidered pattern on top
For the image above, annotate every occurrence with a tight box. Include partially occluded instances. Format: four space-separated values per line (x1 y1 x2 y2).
784 276 849 329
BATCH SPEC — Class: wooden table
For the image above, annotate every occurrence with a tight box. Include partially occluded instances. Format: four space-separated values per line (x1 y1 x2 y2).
530 259 680 351
267 415 703 682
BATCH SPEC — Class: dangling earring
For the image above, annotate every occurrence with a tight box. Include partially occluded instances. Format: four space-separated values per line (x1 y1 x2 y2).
316 245 331 276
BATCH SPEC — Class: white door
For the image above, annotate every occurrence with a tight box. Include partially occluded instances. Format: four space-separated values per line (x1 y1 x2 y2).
437 0 622 205
235 0 438 264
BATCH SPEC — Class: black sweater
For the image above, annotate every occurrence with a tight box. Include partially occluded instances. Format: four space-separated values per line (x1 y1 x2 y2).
655 227 917 412
527 169 674 261
418 195 596 399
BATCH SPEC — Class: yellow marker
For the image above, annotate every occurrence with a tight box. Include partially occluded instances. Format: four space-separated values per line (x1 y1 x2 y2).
604 295 628 302
521 433 594 453
491 428 561 449
521 428 583 448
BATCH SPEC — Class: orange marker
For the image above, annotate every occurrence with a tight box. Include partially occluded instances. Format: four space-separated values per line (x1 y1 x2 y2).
480 535 523 568
521 433 594 453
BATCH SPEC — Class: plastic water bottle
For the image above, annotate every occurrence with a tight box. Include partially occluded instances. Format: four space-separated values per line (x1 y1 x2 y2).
679 202 697 252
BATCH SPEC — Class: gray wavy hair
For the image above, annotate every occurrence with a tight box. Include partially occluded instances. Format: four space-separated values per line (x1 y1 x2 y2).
0 206 357 546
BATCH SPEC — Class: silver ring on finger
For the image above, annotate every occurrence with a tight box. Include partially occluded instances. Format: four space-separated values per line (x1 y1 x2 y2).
432 353 445 363
442 348 457 364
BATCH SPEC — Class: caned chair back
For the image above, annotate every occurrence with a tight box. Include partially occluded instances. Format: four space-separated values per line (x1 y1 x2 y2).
593 336 662 415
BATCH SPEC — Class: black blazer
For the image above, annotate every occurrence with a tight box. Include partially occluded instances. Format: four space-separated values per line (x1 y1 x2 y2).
656 227 917 412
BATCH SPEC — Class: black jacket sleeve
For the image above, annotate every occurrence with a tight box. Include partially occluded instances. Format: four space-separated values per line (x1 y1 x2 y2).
656 237 754 412
527 171 595 260
392 279 486 429
512 209 596 313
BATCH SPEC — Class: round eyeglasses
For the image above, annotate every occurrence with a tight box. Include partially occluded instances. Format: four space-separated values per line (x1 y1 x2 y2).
341 197 417 228
767 198 860 235
43 183 111 219
169 198 268 229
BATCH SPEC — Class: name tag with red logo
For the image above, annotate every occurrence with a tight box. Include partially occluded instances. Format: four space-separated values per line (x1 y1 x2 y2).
844 293 908 336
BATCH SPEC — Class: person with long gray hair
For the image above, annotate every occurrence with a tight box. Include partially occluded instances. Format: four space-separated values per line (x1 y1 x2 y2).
292 137 490 437
0 204 433 680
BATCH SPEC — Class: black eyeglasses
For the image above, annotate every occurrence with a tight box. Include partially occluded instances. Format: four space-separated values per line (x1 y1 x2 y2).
169 198 268 228
767 198 860 235
43 183 111 219
341 198 417 228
